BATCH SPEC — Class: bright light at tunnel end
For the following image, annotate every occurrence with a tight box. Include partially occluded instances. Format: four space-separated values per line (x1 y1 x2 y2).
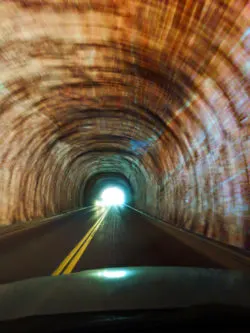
95 186 125 207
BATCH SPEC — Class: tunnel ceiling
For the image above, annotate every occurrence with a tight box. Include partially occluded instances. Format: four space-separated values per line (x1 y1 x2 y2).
0 0 249 248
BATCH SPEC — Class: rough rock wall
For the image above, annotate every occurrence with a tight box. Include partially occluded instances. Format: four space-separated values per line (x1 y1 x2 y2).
0 0 249 248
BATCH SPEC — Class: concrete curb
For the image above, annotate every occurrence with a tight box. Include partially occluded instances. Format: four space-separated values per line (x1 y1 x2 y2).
0 206 93 239
127 205 250 272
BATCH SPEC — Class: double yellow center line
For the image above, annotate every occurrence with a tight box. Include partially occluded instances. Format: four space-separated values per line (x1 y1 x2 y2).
52 208 108 276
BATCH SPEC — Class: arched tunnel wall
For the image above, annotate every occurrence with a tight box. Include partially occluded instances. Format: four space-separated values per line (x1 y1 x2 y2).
0 0 249 249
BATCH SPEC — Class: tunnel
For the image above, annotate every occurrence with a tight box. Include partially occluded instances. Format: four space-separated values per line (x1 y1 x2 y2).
83 172 133 206
0 0 249 255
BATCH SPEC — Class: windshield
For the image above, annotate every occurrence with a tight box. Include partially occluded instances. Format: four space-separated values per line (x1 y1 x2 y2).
0 0 249 298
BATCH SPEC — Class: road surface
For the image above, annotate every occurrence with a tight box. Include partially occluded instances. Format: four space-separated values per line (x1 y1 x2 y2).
0 205 238 283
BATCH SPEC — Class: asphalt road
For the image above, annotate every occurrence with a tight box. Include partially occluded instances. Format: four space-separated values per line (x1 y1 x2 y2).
0 206 226 284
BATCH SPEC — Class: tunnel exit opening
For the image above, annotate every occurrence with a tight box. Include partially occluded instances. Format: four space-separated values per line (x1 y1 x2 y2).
95 186 126 207
82 172 134 207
